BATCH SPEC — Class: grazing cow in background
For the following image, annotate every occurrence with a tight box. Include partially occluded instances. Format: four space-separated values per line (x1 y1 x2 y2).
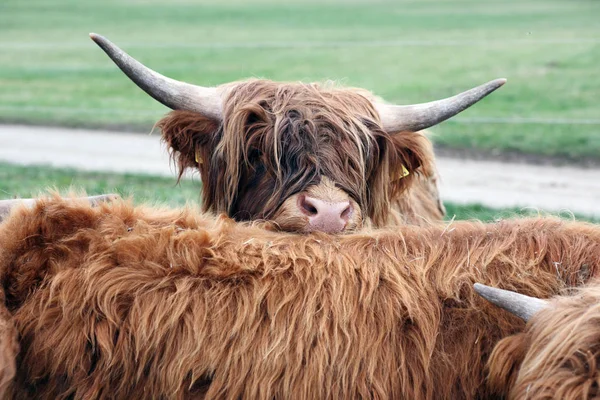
90 33 506 233
0 196 599 398
477 283 600 399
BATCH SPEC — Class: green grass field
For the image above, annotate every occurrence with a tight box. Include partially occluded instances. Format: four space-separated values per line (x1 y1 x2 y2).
0 163 202 208
1 163 596 223
1 0 599 159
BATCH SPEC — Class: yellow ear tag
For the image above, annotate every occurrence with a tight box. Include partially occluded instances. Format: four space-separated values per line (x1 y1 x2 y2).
401 165 410 177
195 148 203 165
396 165 410 181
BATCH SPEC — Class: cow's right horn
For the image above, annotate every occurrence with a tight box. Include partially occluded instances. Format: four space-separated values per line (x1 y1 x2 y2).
474 283 549 322
376 79 506 132
90 33 222 121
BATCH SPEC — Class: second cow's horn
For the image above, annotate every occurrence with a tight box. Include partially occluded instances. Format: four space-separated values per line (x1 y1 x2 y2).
474 283 549 322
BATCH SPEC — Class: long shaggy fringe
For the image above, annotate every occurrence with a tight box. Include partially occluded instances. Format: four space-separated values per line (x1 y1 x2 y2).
488 281 600 399
0 196 598 398
158 79 443 227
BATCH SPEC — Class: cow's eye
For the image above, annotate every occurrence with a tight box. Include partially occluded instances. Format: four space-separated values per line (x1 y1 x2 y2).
250 149 262 162
246 149 264 170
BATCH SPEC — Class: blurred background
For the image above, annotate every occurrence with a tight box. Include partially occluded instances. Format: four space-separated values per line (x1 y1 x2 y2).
0 0 598 221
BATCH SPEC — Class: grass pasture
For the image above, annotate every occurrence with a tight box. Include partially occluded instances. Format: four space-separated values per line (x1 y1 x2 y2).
0 163 201 208
1 0 599 160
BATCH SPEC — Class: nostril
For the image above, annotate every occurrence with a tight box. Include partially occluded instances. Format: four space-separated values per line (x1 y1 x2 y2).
340 203 353 221
298 195 318 216
305 203 318 215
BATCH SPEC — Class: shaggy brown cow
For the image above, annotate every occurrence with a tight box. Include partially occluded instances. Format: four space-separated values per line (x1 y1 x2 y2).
478 282 600 399
0 196 599 398
90 33 506 233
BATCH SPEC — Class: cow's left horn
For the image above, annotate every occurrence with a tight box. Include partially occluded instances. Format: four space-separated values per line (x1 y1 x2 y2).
376 79 506 132
474 283 549 322
89 33 222 121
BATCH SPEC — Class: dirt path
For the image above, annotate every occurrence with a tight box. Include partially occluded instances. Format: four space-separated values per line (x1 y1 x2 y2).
437 157 599 217
1 124 598 218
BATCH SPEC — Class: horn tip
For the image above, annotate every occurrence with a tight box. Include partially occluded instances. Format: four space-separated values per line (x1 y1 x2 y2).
89 33 105 44
492 78 507 87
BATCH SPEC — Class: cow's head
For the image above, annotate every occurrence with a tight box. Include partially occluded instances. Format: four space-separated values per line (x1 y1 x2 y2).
91 33 505 233
475 283 600 399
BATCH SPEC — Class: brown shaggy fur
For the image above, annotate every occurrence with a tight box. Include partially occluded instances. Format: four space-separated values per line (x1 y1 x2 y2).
0 290 17 397
0 196 599 399
488 281 600 399
158 80 444 231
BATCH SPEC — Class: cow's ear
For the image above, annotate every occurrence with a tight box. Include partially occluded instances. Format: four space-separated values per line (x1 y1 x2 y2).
388 130 434 181
157 110 220 181
485 333 530 397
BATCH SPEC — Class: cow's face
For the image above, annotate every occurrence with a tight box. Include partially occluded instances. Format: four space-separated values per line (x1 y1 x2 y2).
159 81 431 233
89 33 505 233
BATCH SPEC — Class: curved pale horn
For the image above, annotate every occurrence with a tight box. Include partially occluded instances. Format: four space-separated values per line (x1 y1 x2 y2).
474 283 549 322
89 33 222 121
376 79 506 132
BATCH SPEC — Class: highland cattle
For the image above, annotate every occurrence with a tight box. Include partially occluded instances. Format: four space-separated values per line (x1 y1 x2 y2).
478 282 600 399
90 33 506 232
0 196 598 398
